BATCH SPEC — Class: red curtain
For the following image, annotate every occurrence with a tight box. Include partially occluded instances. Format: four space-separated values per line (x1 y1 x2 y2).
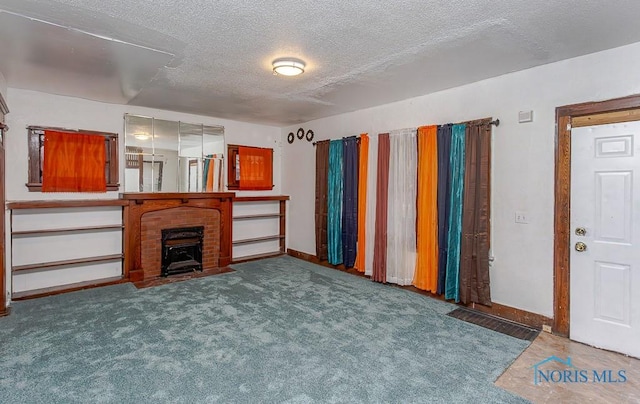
239 146 273 190
372 133 390 283
42 130 106 192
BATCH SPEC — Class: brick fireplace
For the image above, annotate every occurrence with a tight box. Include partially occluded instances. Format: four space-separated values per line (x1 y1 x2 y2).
122 193 233 282
142 208 218 278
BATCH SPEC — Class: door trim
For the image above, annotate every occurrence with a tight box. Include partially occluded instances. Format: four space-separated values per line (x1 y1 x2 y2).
554 94 640 336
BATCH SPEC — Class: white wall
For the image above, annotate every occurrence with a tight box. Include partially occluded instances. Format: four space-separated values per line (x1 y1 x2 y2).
282 41 640 318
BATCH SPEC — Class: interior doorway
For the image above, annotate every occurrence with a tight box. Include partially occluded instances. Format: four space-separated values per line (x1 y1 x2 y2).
554 95 640 345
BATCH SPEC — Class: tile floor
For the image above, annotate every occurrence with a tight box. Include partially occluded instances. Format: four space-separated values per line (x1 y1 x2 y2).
496 332 640 403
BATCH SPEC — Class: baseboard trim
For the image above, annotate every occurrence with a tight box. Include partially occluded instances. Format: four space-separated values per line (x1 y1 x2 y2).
287 248 553 331
232 252 285 264
12 277 128 301
287 248 369 278
467 301 552 330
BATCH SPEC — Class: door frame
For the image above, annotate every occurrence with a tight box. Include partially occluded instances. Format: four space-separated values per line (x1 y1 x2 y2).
0 92 7 317
554 94 640 336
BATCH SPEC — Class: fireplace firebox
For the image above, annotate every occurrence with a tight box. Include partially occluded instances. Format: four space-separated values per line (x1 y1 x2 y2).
161 226 204 277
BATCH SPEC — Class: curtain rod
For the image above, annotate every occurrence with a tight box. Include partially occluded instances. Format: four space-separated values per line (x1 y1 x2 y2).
311 118 499 146
452 119 500 127
442 119 500 127
27 125 118 137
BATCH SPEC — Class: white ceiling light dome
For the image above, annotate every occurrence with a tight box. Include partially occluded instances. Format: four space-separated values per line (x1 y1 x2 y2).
272 58 305 76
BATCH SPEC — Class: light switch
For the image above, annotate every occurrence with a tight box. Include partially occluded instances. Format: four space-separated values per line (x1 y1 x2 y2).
515 211 528 224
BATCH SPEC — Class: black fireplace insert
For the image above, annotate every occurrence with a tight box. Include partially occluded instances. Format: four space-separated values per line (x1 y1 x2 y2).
161 226 204 277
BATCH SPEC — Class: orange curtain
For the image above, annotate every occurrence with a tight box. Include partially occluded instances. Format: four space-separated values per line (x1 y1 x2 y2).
413 126 438 292
206 156 215 191
239 146 273 190
42 130 106 192
354 134 369 272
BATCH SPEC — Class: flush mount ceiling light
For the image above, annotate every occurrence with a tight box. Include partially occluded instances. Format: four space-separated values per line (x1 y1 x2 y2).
272 58 305 76
134 133 150 140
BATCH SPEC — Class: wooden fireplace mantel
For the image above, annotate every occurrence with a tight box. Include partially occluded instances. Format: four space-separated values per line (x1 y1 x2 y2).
121 192 234 282
120 192 235 202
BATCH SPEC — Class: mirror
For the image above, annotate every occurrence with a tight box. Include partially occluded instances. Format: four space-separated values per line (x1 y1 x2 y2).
124 114 224 193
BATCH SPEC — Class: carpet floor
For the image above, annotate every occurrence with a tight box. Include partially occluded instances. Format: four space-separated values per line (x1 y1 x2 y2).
0 256 530 403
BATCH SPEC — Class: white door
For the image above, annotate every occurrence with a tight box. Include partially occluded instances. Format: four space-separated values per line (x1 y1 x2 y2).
570 120 640 358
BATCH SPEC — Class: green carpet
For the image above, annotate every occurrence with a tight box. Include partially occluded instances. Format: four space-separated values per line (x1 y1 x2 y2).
0 256 529 403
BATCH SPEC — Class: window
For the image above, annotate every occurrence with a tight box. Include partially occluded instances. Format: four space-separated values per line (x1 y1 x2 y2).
227 144 274 190
27 126 119 191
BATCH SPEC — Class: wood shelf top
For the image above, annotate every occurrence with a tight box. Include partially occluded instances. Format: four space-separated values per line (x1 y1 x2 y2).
119 192 235 200
232 235 284 245
12 225 124 236
232 214 282 220
233 196 289 202
8 200 128 209
12 276 126 300
13 254 124 272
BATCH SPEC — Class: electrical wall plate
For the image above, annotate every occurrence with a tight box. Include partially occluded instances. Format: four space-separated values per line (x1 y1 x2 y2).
518 110 534 123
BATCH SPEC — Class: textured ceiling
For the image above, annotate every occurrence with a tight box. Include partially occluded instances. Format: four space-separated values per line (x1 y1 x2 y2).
1 0 640 126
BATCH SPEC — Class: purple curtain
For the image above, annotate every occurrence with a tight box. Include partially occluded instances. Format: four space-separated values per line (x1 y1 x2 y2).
436 124 452 294
342 137 359 268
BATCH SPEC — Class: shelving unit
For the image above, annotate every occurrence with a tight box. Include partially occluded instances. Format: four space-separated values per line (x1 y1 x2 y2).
232 235 285 245
11 276 126 300
12 225 124 236
12 254 124 272
232 196 288 263
8 200 126 299
233 213 281 220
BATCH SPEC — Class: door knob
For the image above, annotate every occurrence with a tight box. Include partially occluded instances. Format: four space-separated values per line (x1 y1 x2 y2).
575 227 586 236
575 242 587 252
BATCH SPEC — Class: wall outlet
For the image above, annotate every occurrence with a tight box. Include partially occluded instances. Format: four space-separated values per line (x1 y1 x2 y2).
542 324 552 333
515 211 528 224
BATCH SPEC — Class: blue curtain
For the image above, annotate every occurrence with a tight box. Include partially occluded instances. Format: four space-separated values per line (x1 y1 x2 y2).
328 140 344 265
436 124 452 295
203 156 211 189
342 137 359 268
445 124 466 302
